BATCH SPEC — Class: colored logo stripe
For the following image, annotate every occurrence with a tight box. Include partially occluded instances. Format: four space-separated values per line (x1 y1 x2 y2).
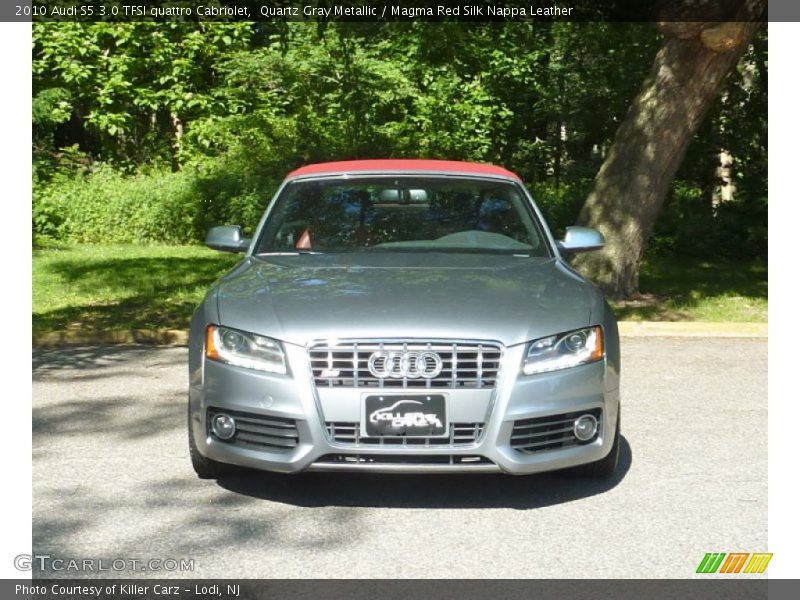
697 553 726 573
719 553 749 573
697 552 772 574
744 553 773 574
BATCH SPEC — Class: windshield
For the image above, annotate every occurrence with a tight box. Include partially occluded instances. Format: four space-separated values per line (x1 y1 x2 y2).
255 176 550 256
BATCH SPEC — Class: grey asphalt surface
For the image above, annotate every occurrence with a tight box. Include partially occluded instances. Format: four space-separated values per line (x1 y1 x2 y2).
32 338 767 578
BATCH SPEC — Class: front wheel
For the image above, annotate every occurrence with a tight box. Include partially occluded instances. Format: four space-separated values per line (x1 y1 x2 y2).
579 409 621 478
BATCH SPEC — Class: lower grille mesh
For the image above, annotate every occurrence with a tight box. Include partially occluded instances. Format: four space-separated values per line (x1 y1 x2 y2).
207 408 299 452
511 409 601 454
326 422 483 446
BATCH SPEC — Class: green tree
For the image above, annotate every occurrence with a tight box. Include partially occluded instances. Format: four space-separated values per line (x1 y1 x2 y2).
33 22 251 172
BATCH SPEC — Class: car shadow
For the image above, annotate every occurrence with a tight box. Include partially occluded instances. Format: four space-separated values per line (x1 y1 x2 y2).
216 436 632 509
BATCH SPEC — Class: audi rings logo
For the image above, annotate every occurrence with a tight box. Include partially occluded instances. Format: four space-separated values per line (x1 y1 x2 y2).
367 350 443 379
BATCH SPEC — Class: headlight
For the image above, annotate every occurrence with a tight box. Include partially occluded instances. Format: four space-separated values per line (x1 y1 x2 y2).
205 325 287 374
522 326 604 375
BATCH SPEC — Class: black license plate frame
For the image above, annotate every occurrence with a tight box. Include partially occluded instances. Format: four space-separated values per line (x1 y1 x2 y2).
361 394 448 438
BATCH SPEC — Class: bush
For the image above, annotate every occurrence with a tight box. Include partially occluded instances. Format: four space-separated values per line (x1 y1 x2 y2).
528 180 593 238
713 196 767 260
191 153 283 237
649 181 767 261
32 154 283 245
34 166 201 244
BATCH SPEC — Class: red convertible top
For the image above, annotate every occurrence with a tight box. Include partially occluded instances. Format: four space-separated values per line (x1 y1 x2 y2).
287 159 522 182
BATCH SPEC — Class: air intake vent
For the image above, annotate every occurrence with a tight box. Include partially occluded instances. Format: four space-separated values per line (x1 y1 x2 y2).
511 409 602 454
207 408 299 452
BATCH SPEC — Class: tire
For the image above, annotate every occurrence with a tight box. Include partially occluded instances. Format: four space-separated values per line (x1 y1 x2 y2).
188 406 233 479
578 408 621 478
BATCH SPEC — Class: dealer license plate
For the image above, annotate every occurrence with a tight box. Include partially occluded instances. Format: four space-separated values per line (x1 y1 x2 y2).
362 394 448 438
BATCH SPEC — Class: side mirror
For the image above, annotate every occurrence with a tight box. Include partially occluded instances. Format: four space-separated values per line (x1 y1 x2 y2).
557 226 605 257
206 225 250 253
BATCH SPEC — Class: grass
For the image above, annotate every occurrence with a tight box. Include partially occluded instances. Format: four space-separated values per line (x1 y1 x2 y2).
611 257 767 322
33 244 239 334
32 244 767 334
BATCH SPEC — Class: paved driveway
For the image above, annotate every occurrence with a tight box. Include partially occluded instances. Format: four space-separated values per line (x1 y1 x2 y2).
31 338 767 578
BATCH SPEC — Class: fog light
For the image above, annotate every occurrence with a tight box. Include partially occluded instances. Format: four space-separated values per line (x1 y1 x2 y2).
212 414 236 440
573 414 598 442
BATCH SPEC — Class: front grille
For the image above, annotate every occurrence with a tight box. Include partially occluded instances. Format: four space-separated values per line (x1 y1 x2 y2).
326 422 484 446
510 409 602 454
207 408 299 452
309 341 502 389
315 454 494 466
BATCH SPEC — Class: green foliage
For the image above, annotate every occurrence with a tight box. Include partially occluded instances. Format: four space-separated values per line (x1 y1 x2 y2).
529 180 594 238
191 153 282 235
32 22 766 257
653 167 767 260
33 154 283 245
32 87 72 127
33 21 252 169
34 166 198 243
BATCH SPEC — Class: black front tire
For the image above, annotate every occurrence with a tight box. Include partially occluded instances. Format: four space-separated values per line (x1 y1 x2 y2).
188 406 233 479
579 409 621 478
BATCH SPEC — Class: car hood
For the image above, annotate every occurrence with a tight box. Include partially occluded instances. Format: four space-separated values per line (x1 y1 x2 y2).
214 253 598 347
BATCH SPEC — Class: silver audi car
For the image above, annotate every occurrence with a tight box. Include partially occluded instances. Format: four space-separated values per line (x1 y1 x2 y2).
188 159 620 478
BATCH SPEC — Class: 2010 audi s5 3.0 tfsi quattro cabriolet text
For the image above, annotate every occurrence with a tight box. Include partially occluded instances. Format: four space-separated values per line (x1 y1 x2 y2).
188 160 621 478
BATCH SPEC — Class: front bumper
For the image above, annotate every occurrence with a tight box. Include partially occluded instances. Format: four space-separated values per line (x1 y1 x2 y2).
189 343 620 474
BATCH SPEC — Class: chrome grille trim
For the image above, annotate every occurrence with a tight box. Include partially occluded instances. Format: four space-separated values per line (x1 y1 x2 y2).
309 339 503 389
326 421 484 447
510 409 602 454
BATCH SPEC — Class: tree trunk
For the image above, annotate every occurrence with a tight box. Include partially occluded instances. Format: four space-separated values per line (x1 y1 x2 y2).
572 5 764 298
170 111 183 173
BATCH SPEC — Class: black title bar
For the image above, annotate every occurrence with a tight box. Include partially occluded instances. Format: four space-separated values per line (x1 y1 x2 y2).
5 579 799 600
3 0 776 23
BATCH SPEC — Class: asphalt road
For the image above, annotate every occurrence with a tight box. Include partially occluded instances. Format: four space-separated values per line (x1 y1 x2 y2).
31 338 767 578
